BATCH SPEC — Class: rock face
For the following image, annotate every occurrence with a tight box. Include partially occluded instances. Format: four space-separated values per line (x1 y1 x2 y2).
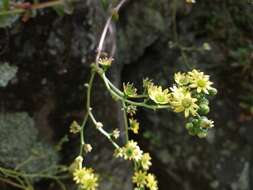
0 112 58 174
0 0 253 190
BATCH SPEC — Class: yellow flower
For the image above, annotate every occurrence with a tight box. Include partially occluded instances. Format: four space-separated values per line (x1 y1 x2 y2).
132 170 147 187
171 86 199 117
148 84 171 105
73 167 99 190
70 121 81 134
122 140 143 161
140 153 152 170
129 119 139 134
174 72 189 86
98 57 113 67
146 173 158 190
123 82 137 97
112 129 120 139
188 69 213 94
80 173 99 190
83 144 93 153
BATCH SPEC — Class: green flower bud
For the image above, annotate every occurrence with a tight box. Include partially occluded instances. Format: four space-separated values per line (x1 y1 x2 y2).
123 82 137 97
198 104 210 115
185 122 193 130
192 118 200 126
197 131 207 138
208 87 217 96
199 97 209 105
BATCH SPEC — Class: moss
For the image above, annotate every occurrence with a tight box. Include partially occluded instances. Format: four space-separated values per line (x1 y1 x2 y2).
0 112 59 174
0 62 17 87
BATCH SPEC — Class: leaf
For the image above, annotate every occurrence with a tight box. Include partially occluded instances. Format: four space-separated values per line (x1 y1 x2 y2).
3 0 10 10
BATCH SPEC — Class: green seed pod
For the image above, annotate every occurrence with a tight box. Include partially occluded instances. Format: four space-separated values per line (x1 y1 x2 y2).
198 104 210 115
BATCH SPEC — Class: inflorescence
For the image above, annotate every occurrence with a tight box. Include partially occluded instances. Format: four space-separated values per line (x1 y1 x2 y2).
69 55 217 190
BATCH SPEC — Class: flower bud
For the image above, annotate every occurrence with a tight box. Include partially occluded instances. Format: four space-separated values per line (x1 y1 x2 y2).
197 131 207 138
208 87 217 96
198 104 210 115
185 122 193 130
96 122 103 128
200 116 214 129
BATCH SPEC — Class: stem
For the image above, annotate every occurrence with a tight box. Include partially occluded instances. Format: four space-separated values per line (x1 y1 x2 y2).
0 176 26 189
89 112 120 149
79 72 96 156
101 73 170 110
122 101 129 142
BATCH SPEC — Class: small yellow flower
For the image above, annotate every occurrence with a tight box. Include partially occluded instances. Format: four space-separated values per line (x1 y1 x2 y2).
171 86 199 117
98 57 113 67
123 82 137 97
126 105 137 116
129 119 139 134
112 129 120 139
140 153 152 170
120 140 143 161
146 173 158 190
174 72 189 86
114 147 124 158
70 121 81 134
73 167 99 190
148 84 171 105
188 69 213 94
80 173 99 190
132 170 147 187
83 144 93 153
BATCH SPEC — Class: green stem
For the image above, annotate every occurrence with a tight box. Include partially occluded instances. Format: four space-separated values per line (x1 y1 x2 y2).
101 73 170 110
79 71 96 156
0 176 26 189
122 101 129 142
89 112 120 149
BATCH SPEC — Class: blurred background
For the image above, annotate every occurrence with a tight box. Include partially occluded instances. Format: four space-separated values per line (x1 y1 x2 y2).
0 0 253 189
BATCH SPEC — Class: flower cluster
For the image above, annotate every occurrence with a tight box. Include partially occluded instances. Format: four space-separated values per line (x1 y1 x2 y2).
71 156 99 190
98 57 113 67
133 171 158 190
114 140 157 190
143 69 217 137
